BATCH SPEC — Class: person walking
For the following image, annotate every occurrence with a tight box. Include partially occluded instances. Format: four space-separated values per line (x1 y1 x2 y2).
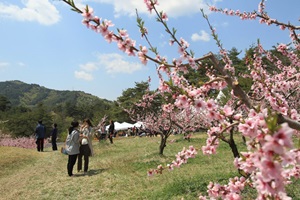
35 120 46 152
77 119 94 174
108 120 115 144
65 121 80 177
50 123 58 151
100 123 106 140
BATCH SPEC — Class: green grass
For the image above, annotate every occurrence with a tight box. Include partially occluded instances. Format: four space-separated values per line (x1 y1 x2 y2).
0 134 300 200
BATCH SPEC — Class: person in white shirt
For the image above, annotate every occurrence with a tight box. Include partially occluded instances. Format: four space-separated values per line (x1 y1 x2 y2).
77 119 94 174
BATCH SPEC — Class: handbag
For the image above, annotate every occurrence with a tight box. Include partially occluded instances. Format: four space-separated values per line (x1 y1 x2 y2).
60 147 68 155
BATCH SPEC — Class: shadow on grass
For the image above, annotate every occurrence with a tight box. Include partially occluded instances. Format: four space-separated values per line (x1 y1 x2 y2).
87 168 108 176
73 168 108 177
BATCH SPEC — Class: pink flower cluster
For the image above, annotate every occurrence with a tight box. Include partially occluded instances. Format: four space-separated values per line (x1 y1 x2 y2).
209 2 300 50
234 123 298 199
143 0 159 13
209 6 257 21
0 134 47 149
198 176 246 200
147 146 197 176
137 45 148 65
80 5 143 59
201 126 221 155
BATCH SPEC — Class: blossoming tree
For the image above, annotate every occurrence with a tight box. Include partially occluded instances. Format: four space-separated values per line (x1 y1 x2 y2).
126 88 209 155
61 0 300 199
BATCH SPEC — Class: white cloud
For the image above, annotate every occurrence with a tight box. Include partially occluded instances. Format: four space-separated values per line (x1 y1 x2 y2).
221 22 229 27
159 41 167 48
80 62 98 72
0 0 60 25
17 62 26 67
0 62 9 69
191 30 210 42
97 53 143 74
74 70 94 81
0 62 10 71
88 0 212 18
75 53 143 81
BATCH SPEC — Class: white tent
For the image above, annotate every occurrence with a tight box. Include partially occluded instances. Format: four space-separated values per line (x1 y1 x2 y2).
105 121 134 131
216 91 225 101
105 121 121 131
120 122 134 129
133 121 145 128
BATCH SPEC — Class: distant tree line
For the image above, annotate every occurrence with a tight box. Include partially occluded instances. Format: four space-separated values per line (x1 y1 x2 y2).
0 81 152 141
0 98 111 140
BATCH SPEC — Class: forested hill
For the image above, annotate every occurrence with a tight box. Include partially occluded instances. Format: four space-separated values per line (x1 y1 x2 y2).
0 80 112 107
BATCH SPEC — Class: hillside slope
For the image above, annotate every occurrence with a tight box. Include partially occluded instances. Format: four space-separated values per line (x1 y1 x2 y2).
0 80 112 107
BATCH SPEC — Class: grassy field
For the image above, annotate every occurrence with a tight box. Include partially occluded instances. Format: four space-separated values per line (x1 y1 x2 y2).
1 133 300 200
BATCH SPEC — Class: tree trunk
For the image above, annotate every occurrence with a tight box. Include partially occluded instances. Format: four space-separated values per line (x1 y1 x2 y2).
228 138 240 158
242 136 246 144
228 127 240 158
159 135 167 155
228 130 249 177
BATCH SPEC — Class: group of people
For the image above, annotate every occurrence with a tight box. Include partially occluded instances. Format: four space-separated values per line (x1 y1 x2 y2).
64 119 116 176
63 119 94 177
35 120 57 152
35 119 116 177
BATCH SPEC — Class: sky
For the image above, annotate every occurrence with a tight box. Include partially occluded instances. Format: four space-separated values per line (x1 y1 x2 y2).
0 0 299 101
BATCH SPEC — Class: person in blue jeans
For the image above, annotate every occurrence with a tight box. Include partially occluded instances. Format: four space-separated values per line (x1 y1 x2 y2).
35 120 46 152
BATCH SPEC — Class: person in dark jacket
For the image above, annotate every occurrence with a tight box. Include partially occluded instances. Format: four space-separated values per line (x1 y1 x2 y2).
35 120 46 152
51 123 58 151
108 120 115 144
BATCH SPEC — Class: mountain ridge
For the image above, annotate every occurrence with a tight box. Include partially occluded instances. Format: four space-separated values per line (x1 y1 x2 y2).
0 80 112 107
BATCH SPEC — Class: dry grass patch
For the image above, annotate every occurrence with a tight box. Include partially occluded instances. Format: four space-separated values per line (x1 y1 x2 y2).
1 134 300 199
0 146 41 177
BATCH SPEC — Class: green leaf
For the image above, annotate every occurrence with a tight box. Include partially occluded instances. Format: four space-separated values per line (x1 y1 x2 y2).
172 28 177 35
265 113 278 133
